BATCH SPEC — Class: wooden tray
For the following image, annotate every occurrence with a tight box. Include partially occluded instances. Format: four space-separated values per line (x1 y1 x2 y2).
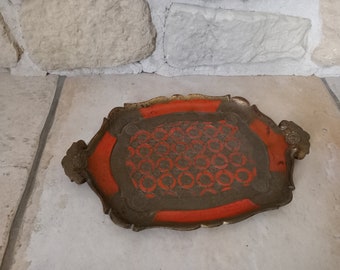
62 94 310 231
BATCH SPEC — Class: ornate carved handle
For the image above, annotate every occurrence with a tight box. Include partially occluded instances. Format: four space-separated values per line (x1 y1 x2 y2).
61 140 88 184
279 120 310 160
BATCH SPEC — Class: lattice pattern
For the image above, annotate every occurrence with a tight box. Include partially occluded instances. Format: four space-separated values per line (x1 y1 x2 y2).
126 120 256 198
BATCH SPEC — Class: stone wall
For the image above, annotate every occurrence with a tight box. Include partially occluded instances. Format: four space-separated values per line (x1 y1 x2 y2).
0 13 19 68
0 0 339 76
312 0 340 72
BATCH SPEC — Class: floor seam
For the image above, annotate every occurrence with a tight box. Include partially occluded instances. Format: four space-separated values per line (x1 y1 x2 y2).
0 76 66 270
321 78 340 110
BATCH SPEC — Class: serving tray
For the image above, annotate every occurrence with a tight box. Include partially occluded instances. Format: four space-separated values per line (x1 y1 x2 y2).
62 94 310 231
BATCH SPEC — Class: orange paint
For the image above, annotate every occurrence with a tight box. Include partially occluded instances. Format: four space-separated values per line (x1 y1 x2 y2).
88 132 119 196
154 199 259 223
250 119 288 172
140 99 221 118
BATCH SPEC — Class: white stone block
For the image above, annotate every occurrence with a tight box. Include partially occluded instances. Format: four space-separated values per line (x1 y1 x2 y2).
20 0 156 71
312 0 340 66
164 3 311 68
0 13 18 68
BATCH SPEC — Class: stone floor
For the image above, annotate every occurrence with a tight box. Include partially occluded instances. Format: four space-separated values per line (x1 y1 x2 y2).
0 74 339 270
0 73 57 264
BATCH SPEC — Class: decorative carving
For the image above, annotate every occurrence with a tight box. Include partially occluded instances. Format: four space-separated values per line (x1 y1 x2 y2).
279 120 310 159
62 140 88 184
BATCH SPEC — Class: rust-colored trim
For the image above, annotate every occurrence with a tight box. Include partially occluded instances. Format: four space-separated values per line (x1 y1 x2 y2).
140 99 221 118
88 132 119 196
154 199 259 223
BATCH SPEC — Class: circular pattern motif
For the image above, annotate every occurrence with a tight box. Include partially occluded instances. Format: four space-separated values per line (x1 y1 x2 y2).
157 157 173 172
158 173 176 191
126 120 256 197
207 138 224 153
139 175 157 193
212 153 229 169
194 155 211 170
229 152 247 167
187 125 203 139
175 155 192 171
235 168 254 186
197 171 215 188
178 172 195 189
138 159 153 174
154 141 170 156
216 170 234 187
136 143 152 157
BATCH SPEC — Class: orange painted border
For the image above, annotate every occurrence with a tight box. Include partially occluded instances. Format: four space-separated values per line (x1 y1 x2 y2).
140 99 221 118
87 132 119 196
153 199 259 223
249 119 288 172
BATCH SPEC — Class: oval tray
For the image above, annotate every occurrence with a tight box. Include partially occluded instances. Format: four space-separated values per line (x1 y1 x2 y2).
62 94 310 231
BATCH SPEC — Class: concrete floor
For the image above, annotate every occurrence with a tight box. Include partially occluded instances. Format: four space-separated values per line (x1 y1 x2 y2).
0 74 339 270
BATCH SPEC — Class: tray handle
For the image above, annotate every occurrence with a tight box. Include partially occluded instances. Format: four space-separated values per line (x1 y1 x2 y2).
279 120 310 159
61 140 88 184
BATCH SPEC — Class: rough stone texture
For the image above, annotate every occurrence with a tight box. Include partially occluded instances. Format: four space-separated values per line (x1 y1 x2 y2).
49 62 143 77
0 73 57 264
1 0 340 76
0 13 18 68
164 3 311 68
7 75 340 270
312 0 340 66
20 0 156 71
